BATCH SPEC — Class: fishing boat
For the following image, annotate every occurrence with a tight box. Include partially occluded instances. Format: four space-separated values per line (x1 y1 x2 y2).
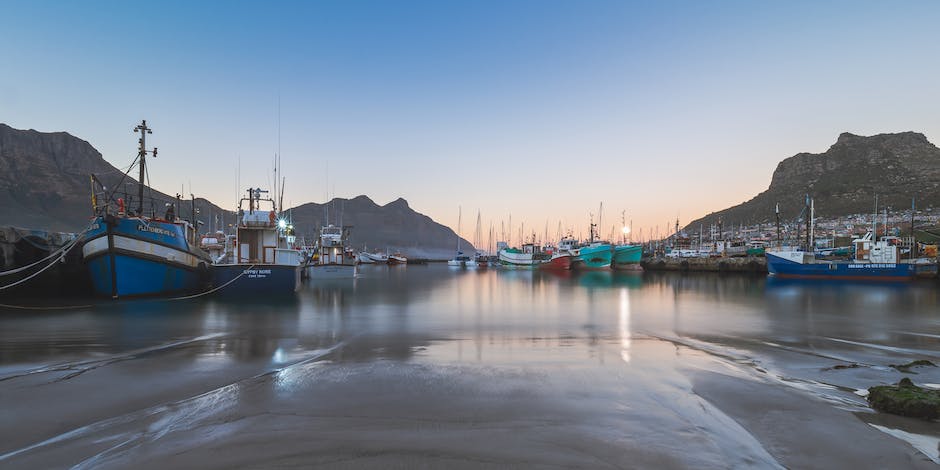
552 236 580 270
199 230 233 263
210 188 303 294
359 250 388 264
448 254 471 267
576 243 612 270
611 244 643 271
767 196 920 281
766 232 913 280
574 222 611 270
472 252 489 268
610 211 642 271
82 121 212 298
540 251 573 270
388 252 408 265
498 242 550 268
306 224 358 279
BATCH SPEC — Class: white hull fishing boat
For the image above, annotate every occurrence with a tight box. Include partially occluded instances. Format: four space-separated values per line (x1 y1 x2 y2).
359 251 389 264
498 243 550 268
307 224 358 279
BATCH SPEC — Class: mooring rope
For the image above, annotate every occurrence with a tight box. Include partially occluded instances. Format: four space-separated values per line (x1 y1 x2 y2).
0 226 89 277
0 302 95 311
0 222 96 291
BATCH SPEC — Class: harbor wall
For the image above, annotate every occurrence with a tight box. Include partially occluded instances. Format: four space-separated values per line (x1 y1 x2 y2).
0 226 89 297
641 256 768 274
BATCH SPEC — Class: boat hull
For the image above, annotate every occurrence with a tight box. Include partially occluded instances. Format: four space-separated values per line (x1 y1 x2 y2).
576 245 612 270
766 252 913 280
611 245 643 271
85 251 207 298
359 252 388 264
306 263 358 279
82 216 210 298
539 254 572 270
498 250 546 268
211 264 301 295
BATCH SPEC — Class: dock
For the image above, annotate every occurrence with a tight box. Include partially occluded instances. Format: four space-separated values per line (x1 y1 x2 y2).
642 256 768 274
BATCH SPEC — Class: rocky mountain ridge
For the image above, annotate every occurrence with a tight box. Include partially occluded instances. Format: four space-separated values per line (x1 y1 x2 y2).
686 131 940 230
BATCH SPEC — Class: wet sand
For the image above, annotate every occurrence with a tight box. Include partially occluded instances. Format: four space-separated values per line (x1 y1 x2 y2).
1 268 939 468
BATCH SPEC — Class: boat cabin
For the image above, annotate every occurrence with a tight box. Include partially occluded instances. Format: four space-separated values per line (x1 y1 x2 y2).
853 232 898 264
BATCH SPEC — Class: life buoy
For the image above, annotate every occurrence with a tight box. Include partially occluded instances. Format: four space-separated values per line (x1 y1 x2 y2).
269 211 276 225
117 198 125 215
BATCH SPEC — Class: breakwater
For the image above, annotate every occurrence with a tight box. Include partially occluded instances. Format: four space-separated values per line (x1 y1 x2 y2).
641 256 768 274
0 226 88 296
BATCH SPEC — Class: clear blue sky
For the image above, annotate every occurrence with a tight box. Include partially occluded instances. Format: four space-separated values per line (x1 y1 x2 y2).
2 1 939 244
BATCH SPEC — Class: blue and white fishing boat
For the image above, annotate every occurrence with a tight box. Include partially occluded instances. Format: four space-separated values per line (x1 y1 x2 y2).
766 197 917 281
766 232 913 281
211 188 304 295
82 121 212 298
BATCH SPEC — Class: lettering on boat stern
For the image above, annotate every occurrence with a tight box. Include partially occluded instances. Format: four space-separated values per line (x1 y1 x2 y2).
243 269 273 278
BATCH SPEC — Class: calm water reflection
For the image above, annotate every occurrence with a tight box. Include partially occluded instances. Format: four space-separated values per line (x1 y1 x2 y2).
2 265 939 375
2 265 939 468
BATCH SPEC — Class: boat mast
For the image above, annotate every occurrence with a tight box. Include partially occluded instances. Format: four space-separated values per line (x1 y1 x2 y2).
621 210 626 245
133 120 154 216
912 197 917 258
809 197 815 251
456 206 462 255
775 203 780 247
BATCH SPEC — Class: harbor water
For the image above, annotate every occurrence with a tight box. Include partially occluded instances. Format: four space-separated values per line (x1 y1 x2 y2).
1 265 939 468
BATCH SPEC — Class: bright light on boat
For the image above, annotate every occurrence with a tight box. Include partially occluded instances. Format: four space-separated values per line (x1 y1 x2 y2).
277 219 287 229
622 226 631 235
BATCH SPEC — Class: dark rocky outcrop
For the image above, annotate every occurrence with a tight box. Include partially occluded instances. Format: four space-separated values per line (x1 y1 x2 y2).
687 132 940 229
867 378 940 420
890 360 937 374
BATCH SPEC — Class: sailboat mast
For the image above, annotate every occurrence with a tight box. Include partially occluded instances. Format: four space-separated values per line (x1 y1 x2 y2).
456 206 462 254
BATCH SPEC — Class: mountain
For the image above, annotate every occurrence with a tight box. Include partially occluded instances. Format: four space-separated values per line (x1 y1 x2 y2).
0 123 472 258
686 131 940 230
0 123 230 232
286 196 474 259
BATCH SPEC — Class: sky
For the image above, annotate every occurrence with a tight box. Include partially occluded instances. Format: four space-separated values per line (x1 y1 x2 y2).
2 1 940 246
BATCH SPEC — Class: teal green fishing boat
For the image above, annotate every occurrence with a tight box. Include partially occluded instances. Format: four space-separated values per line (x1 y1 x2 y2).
611 245 643 271
745 246 765 257
577 243 612 270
